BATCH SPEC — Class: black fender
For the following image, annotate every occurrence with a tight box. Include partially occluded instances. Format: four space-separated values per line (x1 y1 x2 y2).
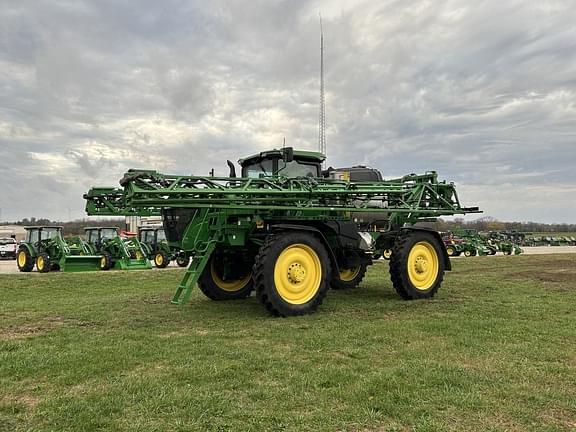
399 226 451 271
18 242 36 258
269 224 340 275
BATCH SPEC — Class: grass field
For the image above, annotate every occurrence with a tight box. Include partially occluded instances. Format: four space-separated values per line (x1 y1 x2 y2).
1 255 575 432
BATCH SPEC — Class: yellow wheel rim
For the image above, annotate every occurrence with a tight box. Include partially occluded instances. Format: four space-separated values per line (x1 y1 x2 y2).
37 256 45 271
446 246 454 256
339 266 360 282
135 251 144 260
407 241 439 291
100 257 107 269
155 254 164 266
464 250 471 257
18 250 27 267
274 244 322 305
383 249 392 259
210 261 251 292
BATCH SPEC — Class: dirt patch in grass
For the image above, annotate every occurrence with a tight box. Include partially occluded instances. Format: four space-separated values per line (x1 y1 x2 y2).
510 269 576 284
0 316 96 340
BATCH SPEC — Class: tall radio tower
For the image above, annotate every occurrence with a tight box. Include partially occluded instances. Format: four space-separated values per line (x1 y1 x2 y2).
318 14 326 162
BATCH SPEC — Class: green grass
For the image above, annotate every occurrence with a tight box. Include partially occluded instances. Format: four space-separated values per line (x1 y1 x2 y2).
1 255 575 432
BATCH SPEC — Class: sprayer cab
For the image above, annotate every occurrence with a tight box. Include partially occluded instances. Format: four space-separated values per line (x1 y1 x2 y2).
236 147 325 178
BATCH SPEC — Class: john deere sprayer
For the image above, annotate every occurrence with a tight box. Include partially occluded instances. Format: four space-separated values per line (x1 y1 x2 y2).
84 148 479 316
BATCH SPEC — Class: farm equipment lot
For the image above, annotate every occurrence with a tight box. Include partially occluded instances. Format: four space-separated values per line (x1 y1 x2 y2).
1 255 575 431
1 246 574 274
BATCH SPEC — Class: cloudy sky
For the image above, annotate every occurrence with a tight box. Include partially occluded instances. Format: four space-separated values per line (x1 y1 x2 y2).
0 0 575 223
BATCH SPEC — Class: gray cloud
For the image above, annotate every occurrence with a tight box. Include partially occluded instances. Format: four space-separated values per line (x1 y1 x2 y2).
0 0 575 223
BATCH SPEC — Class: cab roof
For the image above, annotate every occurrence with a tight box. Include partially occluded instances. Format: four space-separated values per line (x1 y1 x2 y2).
84 227 119 230
24 226 63 230
238 149 325 166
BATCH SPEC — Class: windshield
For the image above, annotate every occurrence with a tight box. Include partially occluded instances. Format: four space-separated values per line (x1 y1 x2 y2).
0 238 16 245
40 228 60 240
141 230 154 243
101 228 118 240
243 159 274 178
277 160 319 178
157 229 166 241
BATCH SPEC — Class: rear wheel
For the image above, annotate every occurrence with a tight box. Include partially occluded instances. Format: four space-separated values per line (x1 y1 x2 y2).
254 232 330 316
36 253 51 273
198 252 253 300
331 263 367 289
389 230 445 300
154 251 169 268
17 247 34 272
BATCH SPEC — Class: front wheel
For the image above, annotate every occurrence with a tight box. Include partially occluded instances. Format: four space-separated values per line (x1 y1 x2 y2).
176 254 190 267
253 232 331 316
198 252 253 300
331 263 367 290
154 251 170 268
100 251 113 270
389 230 446 300
36 252 51 273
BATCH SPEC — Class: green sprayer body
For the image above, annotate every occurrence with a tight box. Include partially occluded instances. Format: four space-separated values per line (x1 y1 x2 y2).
84 148 480 316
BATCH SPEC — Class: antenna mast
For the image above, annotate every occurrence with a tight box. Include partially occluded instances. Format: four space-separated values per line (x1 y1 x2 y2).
318 14 326 163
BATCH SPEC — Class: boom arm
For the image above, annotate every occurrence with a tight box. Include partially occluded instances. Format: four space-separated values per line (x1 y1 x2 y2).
85 169 480 225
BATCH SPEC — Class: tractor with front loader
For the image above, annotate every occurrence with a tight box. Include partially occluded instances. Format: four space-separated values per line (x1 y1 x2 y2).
17 226 102 273
83 227 152 270
138 226 190 268
84 148 480 316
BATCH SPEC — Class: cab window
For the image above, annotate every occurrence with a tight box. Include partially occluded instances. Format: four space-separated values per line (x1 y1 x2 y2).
28 230 40 244
243 159 274 178
277 160 319 178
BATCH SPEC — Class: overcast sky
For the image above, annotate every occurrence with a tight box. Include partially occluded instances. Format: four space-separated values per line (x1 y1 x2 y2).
1 0 575 223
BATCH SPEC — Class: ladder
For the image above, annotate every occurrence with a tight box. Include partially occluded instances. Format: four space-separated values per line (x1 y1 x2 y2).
170 210 223 305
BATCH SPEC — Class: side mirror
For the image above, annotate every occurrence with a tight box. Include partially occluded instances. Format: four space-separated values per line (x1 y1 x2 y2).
283 147 294 163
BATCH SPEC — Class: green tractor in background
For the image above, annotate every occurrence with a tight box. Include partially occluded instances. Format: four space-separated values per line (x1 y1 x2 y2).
16 226 102 273
84 227 152 270
138 226 190 268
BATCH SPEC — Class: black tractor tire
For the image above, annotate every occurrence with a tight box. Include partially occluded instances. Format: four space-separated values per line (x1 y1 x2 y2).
253 232 331 317
389 230 446 300
198 254 253 300
176 255 190 267
154 251 170 268
331 263 367 290
100 251 113 270
445 245 457 257
17 247 34 272
36 252 51 273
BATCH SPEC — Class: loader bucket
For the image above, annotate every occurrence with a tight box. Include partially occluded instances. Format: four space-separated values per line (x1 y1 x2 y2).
61 255 103 272
114 257 152 270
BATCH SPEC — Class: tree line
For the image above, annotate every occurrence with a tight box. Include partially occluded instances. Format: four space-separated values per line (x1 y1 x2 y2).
2 218 127 236
435 217 576 234
3 216 575 236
